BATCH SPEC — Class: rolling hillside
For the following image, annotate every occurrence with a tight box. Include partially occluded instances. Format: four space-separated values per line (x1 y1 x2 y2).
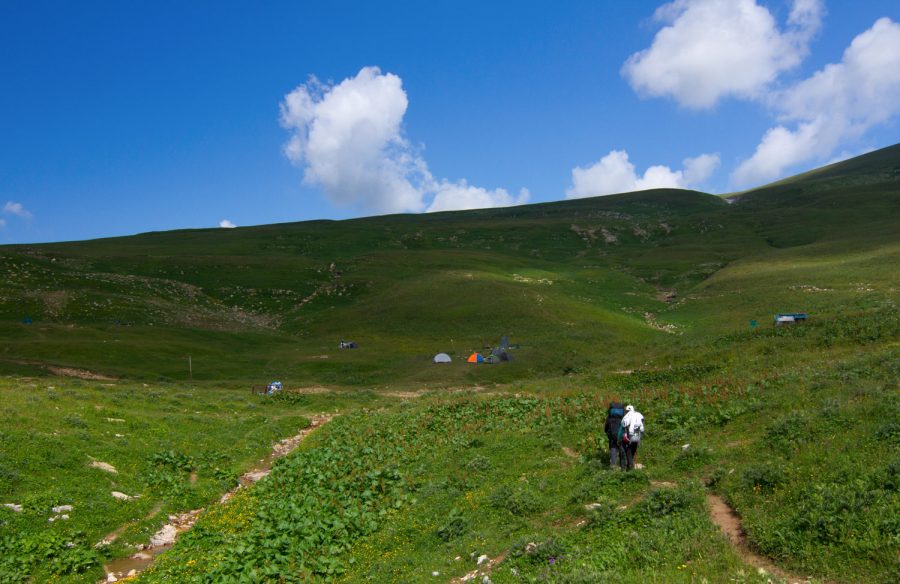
0 145 897 584
1 145 897 385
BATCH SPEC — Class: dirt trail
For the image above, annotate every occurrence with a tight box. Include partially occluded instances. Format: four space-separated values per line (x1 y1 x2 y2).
452 550 508 583
706 494 827 584
100 413 334 582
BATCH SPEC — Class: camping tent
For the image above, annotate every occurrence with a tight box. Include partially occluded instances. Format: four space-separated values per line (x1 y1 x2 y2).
433 353 452 363
491 348 512 361
467 352 485 363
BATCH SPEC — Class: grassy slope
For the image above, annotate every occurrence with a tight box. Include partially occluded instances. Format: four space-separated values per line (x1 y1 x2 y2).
0 144 898 582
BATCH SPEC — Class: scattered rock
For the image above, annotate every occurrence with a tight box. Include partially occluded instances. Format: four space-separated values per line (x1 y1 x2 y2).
105 418 126 423
476 554 489 566
657 290 677 302
91 461 118 474
682 443 691 451
482 576 493 584
584 503 605 511
111 491 134 501
127 569 137 577
242 470 267 483
48 514 69 522
150 524 177 547
107 573 118 582
432 571 440 576
635 463 645 470
52 505 73 513
3 503 23 513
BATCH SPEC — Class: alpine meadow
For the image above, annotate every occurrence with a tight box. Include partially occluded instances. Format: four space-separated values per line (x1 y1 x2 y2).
0 143 897 583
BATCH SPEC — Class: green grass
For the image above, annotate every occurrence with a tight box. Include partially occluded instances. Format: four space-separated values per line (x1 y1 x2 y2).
0 379 376 582
0 144 898 582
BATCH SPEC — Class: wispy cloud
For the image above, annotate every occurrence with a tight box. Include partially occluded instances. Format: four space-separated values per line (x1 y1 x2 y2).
219 219 237 228
3 201 32 219
280 66 528 214
566 150 719 198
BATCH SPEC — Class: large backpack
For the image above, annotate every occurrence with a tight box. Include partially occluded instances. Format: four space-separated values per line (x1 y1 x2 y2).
605 402 625 440
625 413 644 443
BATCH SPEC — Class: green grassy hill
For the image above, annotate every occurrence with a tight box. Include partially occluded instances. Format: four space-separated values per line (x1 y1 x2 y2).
2 144 896 385
0 144 897 583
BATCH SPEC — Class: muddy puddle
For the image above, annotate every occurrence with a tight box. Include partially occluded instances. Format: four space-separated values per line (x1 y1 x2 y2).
103 545 172 579
100 413 334 582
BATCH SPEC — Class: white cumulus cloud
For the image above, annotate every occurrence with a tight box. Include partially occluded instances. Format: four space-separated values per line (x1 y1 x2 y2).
0 218 6 229
219 219 237 228
622 0 823 109
566 150 719 199
733 17 900 186
281 66 526 214
3 201 32 219
427 182 530 213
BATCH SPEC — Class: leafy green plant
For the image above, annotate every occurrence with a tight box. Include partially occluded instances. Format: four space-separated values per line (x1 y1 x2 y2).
488 484 544 517
640 487 693 517
436 507 468 541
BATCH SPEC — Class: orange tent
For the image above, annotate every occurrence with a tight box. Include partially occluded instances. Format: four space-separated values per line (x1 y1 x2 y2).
467 352 484 363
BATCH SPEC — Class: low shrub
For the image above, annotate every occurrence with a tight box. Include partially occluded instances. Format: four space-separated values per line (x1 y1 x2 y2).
672 446 712 470
740 463 785 493
510 537 567 565
489 484 543 517
150 450 196 472
435 508 467 541
62 414 87 429
640 487 693 517
465 454 491 473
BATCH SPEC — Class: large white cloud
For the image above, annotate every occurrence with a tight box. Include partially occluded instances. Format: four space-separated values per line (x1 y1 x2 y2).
566 150 719 198
623 0 822 109
732 17 900 186
281 67 527 214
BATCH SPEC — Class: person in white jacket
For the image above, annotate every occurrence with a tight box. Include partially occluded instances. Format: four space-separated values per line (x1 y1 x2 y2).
618 405 644 471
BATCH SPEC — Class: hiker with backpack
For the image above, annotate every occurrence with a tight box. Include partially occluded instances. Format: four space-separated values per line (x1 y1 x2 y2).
604 402 626 469
618 405 644 471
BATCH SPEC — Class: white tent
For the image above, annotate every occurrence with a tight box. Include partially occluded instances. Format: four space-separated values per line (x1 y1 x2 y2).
433 353 452 363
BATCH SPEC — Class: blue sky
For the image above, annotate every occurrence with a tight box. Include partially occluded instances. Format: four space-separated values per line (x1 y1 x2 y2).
1 0 898 243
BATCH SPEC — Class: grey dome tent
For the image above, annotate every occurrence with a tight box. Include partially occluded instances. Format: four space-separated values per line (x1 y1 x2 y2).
433 353 452 363
491 348 512 361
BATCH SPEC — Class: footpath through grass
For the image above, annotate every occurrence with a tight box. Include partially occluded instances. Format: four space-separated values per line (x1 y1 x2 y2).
0 380 371 583
125 308 897 584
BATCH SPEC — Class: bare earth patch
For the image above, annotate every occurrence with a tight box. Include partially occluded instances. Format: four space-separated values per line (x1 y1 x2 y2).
706 494 828 584
452 550 509 583
286 386 333 395
47 366 116 380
